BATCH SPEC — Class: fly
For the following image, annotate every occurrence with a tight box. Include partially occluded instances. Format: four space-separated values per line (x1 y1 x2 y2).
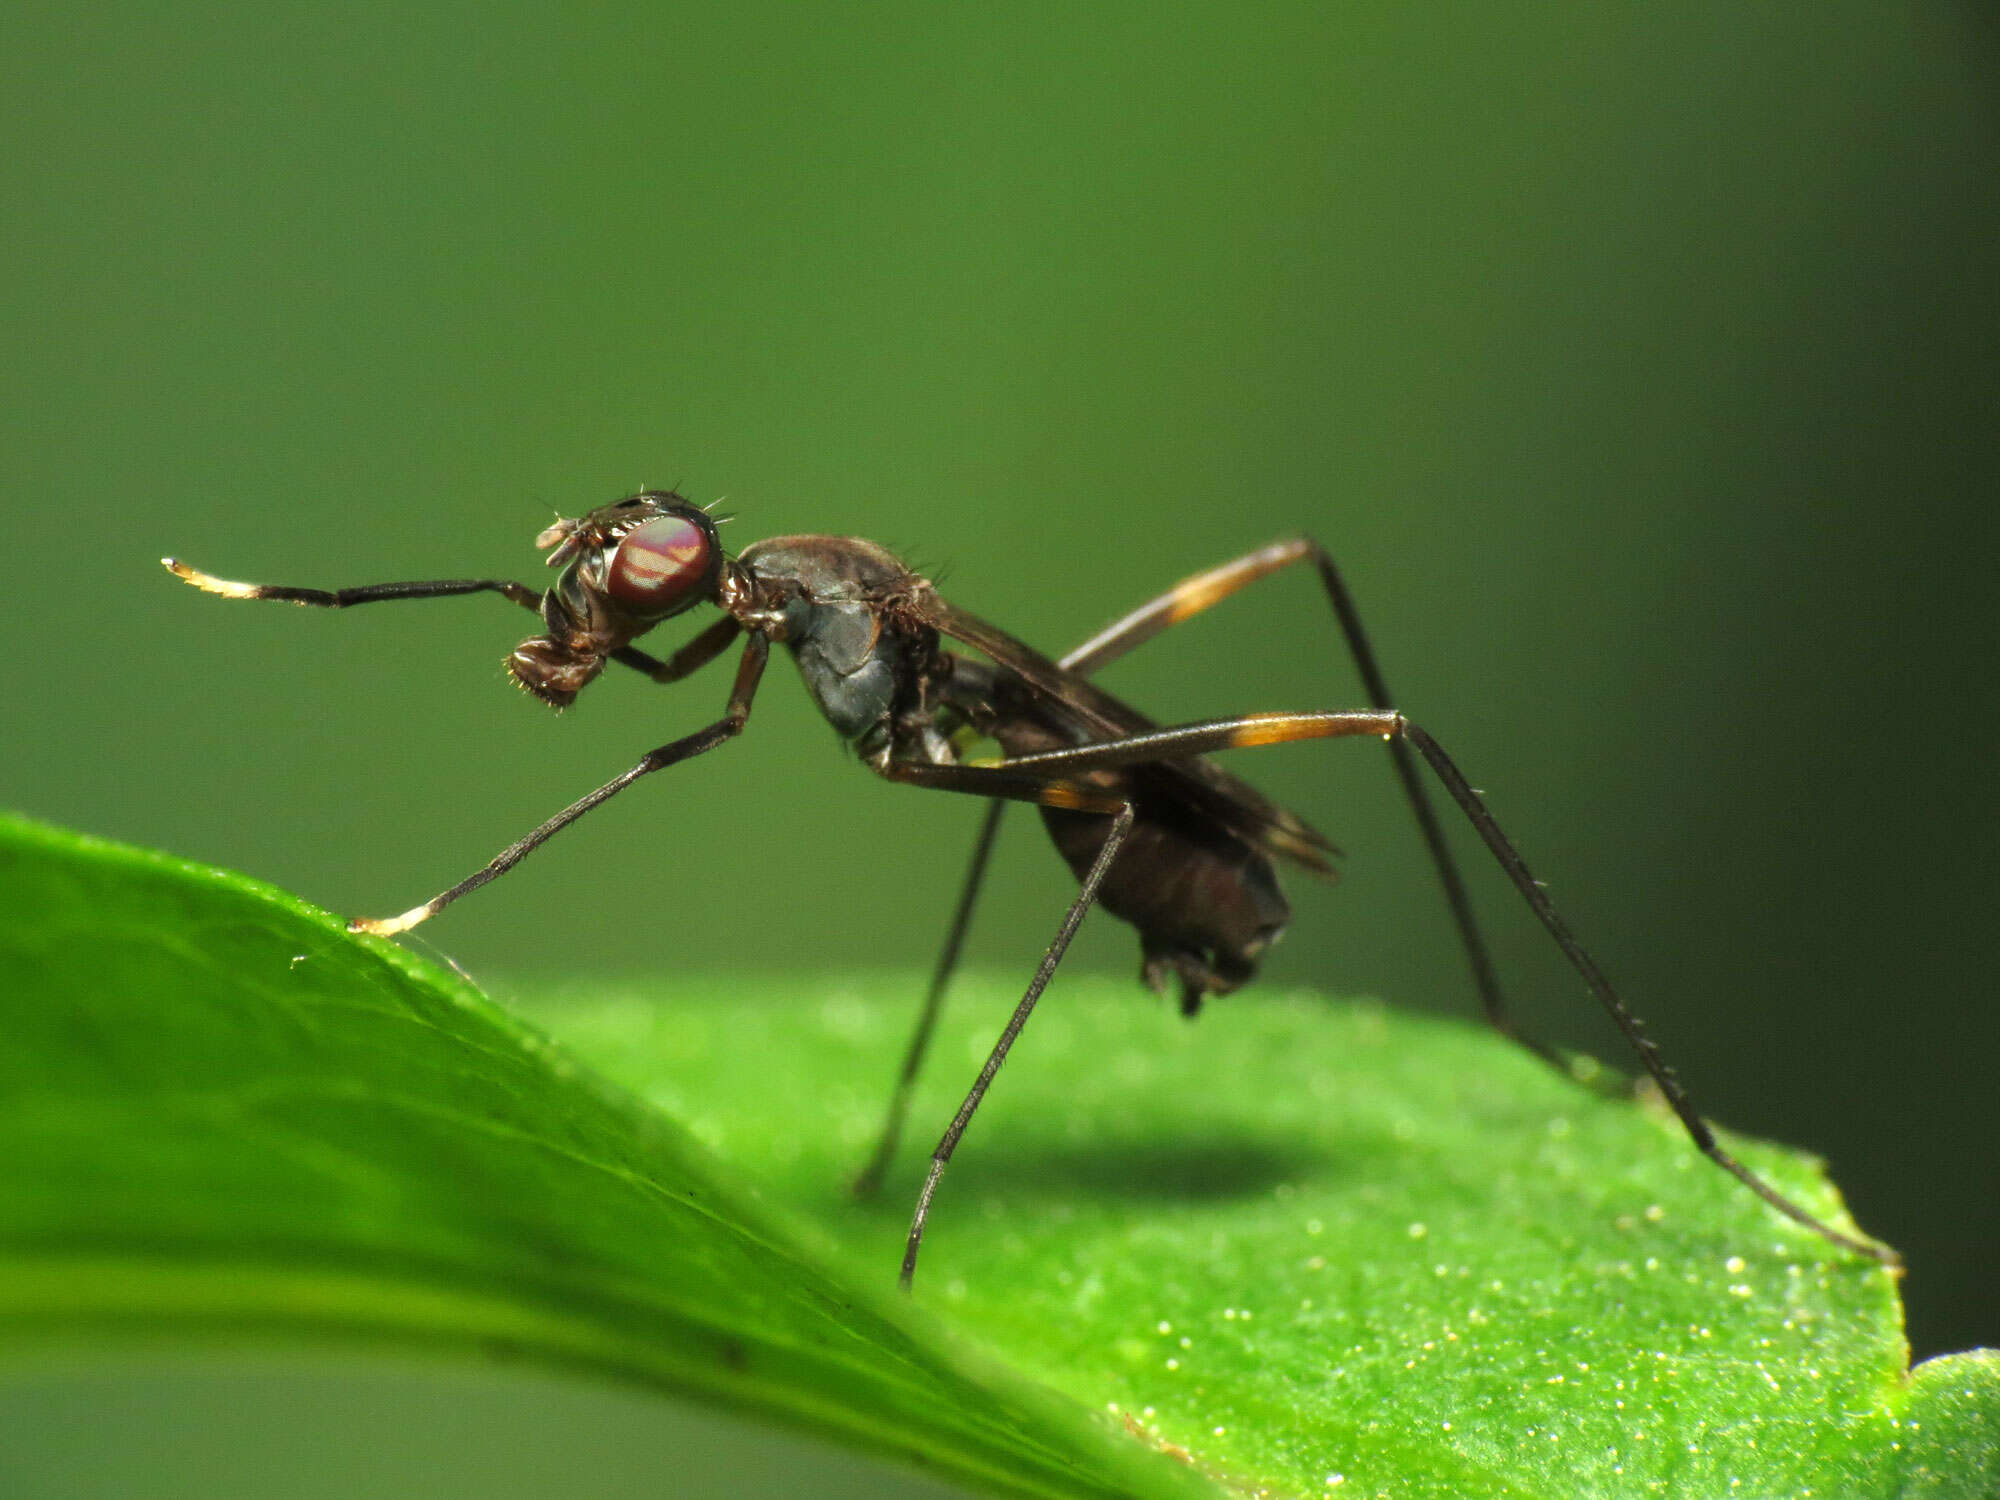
164 489 1899 1285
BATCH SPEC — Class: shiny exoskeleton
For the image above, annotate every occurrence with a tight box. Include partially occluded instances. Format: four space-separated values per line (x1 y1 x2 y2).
512 507 1316 1014
165 488 1898 1285
737 532 1302 1015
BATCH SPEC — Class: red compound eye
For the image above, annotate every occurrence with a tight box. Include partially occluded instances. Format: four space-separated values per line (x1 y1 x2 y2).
606 514 714 614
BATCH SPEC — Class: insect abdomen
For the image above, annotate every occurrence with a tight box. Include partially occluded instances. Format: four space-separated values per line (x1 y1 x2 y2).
1041 799 1290 1015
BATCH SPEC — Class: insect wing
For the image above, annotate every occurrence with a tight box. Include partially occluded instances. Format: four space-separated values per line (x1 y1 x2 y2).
913 591 1340 877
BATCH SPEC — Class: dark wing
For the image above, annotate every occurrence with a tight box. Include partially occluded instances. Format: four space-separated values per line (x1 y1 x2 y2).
913 589 1341 879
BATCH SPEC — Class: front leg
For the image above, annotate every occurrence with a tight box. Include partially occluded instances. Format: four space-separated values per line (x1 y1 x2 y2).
163 560 541 611
351 636 770 935
163 556 737 689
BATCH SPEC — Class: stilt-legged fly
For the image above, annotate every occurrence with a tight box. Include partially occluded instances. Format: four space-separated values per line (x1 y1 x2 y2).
164 489 1898 1284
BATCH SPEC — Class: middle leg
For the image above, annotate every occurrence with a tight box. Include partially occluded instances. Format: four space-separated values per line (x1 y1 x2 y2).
872 759 1137 1286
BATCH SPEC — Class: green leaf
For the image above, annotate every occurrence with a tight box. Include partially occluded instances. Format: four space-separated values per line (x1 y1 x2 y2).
528 990 1999 1498
0 814 1215 1500
2 812 1994 1497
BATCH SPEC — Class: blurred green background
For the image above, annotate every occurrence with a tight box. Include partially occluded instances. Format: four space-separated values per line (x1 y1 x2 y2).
5 2 1996 1490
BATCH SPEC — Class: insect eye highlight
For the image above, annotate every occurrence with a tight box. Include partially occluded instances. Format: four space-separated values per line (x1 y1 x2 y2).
605 513 715 614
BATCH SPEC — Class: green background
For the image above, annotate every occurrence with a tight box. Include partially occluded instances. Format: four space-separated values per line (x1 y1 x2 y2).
5 2 1995 1490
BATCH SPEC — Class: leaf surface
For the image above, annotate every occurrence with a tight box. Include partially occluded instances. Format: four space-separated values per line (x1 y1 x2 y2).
535 976 1997 1497
0 814 1213 1500
3 813 1994 1497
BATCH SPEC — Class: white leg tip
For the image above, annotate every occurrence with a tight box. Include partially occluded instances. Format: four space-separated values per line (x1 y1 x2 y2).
348 903 431 937
163 559 262 599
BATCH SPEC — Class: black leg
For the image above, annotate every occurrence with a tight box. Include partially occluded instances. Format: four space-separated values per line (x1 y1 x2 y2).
1299 544 1568 1069
1399 725 1897 1264
868 757 1136 1285
860 536 1529 1200
348 637 770 936
615 616 743 684
1040 537 1556 1068
1056 537 1315 676
851 796 1006 1198
974 708 1899 1267
164 560 543 611
163 556 731 689
901 803 1134 1288
858 586 1184 1199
